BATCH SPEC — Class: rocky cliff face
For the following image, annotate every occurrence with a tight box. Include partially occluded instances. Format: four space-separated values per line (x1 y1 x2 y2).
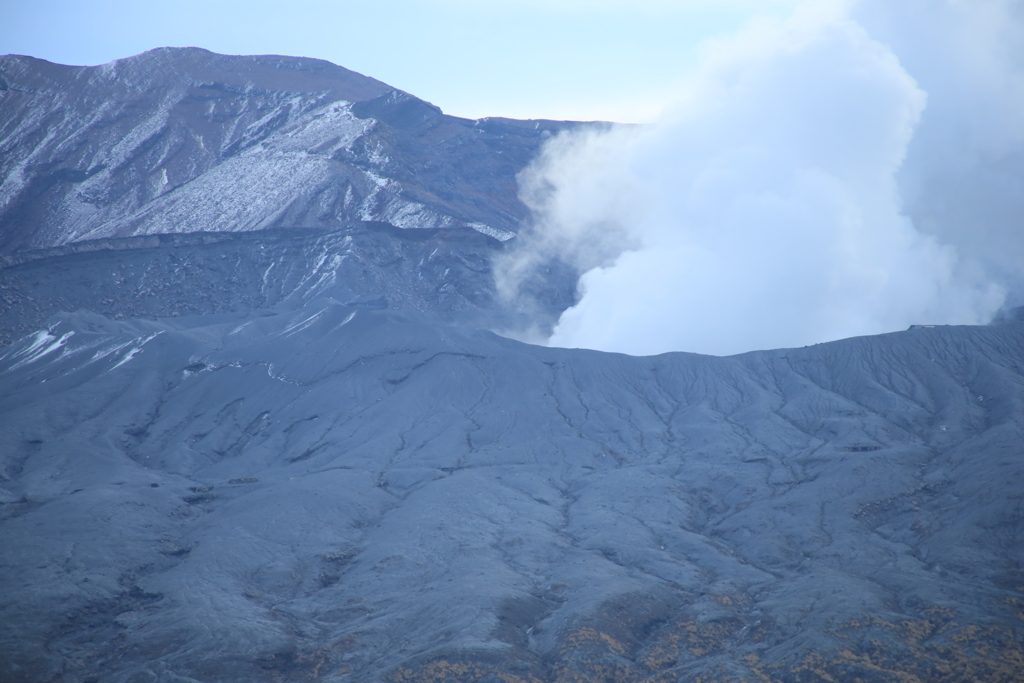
1 48 1022 683
0 48 570 252
0 223 576 348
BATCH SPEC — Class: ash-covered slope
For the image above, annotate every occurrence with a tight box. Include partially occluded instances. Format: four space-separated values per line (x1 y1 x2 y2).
0 48 571 252
2 45 1022 683
0 222 576 347
1 302 1022 682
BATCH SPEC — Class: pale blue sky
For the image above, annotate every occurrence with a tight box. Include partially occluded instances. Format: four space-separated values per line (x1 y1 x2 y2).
1 0 803 122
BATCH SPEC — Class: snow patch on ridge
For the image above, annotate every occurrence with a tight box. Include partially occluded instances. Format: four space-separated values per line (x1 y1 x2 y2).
283 309 327 336
109 332 163 371
5 331 74 370
467 222 515 242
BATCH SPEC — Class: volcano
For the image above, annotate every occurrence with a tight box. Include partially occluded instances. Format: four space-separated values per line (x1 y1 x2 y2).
1 48 1022 683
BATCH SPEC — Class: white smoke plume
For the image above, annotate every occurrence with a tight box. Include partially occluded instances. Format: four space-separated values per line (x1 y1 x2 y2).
497 0 1020 356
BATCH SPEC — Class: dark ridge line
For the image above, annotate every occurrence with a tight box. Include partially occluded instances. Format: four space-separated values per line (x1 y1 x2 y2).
0 221 509 271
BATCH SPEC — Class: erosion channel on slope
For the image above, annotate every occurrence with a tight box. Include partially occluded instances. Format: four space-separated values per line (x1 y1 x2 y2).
0 48 1022 683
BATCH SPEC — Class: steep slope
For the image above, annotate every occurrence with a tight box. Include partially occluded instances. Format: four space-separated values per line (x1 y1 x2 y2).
0 222 577 347
1 303 1022 682
2 45 1022 683
0 48 572 252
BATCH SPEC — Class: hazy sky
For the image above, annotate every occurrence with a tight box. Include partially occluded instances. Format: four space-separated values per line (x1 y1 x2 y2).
1 0 801 122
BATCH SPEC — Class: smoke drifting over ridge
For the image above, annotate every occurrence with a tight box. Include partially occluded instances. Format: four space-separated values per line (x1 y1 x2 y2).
498 0 1021 357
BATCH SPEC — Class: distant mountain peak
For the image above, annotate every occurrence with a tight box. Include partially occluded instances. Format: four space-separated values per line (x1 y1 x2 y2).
0 48 575 253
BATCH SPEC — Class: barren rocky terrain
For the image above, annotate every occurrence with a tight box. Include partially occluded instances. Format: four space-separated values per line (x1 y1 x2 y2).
1 48 1022 683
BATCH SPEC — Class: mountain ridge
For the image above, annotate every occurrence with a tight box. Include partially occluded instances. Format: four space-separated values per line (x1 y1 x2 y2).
0 48 576 253
1 47 1022 683
1 302 1022 681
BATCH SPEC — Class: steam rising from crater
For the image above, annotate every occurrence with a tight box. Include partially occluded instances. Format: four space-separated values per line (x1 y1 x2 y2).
498 0 1022 356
